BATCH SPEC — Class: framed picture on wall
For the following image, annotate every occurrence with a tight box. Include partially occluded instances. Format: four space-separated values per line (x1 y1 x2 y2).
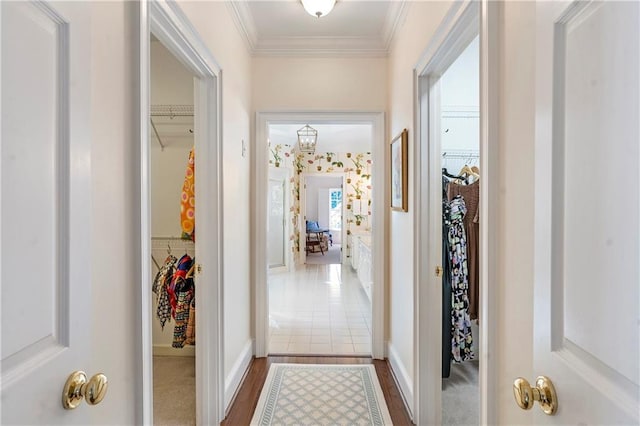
390 129 408 212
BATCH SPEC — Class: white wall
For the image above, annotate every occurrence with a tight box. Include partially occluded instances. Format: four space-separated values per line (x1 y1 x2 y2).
150 40 194 238
440 36 480 159
151 40 194 105
177 0 253 402
305 175 342 224
150 145 193 238
386 1 455 407
252 57 387 111
88 2 140 423
440 36 479 111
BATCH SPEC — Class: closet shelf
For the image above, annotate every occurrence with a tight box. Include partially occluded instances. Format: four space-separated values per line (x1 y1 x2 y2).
151 104 194 117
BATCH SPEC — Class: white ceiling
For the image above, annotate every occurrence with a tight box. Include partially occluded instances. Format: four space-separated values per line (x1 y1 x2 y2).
269 123 372 153
229 1 406 56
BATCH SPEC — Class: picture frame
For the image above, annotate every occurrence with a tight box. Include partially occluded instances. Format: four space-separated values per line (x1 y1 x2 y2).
390 128 408 212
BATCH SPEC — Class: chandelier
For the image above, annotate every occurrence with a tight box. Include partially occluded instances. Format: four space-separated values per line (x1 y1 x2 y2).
297 124 318 153
301 0 336 18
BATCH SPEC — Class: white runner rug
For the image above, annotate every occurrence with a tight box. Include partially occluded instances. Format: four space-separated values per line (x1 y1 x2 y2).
250 363 393 426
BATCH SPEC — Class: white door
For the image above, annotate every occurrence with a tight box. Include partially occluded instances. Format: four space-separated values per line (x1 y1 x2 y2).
1 1 93 423
532 1 639 423
268 173 286 268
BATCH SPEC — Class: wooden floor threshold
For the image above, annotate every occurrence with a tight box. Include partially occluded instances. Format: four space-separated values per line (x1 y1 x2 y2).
222 355 413 425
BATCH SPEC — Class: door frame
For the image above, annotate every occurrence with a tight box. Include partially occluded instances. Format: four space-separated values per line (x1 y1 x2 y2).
139 1 224 424
299 172 347 265
413 0 499 424
253 112 386 359
267 166 292 272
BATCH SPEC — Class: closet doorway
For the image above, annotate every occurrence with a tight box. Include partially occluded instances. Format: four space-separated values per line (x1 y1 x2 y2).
140 3 224 424
414 1 494 424
149 38 197 425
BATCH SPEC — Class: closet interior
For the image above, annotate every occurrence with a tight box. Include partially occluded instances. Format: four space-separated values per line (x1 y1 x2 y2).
439 36 480 425
150 37 197 425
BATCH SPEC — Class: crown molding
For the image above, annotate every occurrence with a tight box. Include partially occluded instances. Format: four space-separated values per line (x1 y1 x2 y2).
228 0 406 58
253 36 389 57
382 1 408 50
227 1 258 52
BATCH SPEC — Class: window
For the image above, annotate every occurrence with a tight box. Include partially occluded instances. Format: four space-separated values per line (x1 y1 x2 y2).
329 188 342 230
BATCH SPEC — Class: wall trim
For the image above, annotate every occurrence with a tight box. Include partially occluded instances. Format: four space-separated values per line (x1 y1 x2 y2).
227 2 406 58
224 339 254 411
387 343 414 419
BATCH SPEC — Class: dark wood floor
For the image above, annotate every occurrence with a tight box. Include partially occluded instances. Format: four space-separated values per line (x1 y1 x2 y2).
221 356 413 425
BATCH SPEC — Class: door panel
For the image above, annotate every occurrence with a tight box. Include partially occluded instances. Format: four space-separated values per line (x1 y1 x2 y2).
1 1 91 423
2 0 65 362
535 1 639 423
268 177 285 268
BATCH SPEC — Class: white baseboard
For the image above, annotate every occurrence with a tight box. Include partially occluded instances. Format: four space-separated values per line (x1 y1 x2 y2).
224 339 254 410
153 344 195 357
387 342 414 418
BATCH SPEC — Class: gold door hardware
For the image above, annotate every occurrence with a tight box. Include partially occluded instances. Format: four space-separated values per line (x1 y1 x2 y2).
435 266 443 277
513 376 557 415
62 371 108 409
196 263 203 274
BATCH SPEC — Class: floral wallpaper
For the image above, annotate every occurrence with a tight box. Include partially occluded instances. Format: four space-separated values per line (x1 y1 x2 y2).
269 143 372 264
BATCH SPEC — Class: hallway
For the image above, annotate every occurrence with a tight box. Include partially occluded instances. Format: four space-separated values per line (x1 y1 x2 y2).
268 263 372 355
222 356 412 425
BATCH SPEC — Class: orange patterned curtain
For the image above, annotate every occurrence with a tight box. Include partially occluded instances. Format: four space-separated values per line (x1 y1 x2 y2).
180 147 195 241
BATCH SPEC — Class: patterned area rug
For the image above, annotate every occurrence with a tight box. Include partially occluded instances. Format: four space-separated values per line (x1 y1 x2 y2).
250 364 393 426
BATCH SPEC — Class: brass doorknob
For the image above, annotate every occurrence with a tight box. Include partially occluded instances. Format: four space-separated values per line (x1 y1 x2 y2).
513 376 557 415
62 371 109 409
435 266 443 277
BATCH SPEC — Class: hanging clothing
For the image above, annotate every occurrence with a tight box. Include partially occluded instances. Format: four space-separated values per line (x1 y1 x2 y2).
152 255 178 330
184 298 196 346
168 254 192 316
171 255 195 348
180 147 195 241
448 180 480 320
172 279 194 348
442 178 453 378
447 195 474 362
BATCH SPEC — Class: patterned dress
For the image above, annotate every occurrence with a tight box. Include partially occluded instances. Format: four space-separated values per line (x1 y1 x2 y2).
152 255 177 330
447 195 474 362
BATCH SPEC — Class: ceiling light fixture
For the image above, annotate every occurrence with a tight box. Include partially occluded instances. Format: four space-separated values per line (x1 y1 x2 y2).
301 0 336 18
297 124 318 153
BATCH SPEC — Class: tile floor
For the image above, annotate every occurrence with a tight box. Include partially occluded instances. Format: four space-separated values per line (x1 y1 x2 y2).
268 263 372 355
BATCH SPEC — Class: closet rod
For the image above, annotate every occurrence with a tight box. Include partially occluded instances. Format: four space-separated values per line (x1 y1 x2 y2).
442 151 479 159
150 117 165 150
151 236 195 241
150 112 194 117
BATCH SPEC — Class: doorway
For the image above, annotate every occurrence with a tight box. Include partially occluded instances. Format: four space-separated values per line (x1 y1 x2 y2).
302 173 345 265
253 113 386 359
149 37 197 425
414 1 496 424
438 35 480 425
267 167 291 270
264 123 375 356
140 2 224 424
